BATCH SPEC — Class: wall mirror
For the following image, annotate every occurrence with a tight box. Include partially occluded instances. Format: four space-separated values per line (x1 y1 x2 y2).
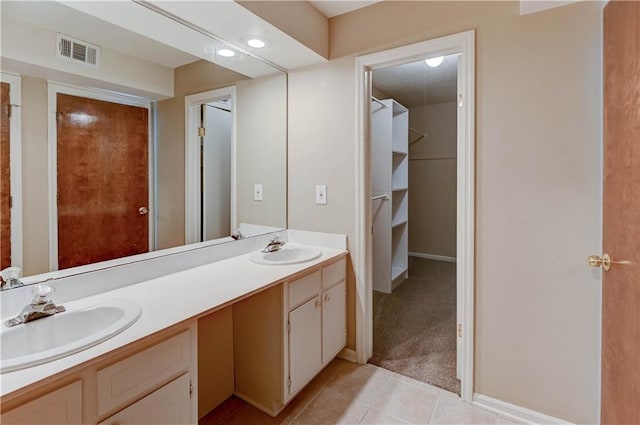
0 0 287 282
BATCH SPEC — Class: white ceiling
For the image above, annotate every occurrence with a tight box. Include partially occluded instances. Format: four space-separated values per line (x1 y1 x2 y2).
309 0 382 18
372 55 458 107
0 1 198 69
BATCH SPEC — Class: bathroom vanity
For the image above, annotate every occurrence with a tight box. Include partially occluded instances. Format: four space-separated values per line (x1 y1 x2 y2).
0 235 348 424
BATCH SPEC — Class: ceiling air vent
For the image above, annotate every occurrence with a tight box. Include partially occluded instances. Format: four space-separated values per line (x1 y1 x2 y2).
56 33 100 69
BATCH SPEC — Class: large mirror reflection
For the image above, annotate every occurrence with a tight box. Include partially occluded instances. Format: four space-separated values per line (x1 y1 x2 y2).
0 1 286 279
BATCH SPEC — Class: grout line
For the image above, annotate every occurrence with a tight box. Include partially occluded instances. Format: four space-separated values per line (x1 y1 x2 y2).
427 389 442 425
288 360 348 421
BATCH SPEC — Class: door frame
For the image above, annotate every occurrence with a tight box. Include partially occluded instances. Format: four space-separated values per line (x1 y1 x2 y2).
0 72 23 271
354 30 476 402
184 86 237 244
47 82 154 271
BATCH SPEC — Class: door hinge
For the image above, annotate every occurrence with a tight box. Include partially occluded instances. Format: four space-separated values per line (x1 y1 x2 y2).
371 226 374 235
9 195 12 209
287 320 291 333
8 104 20 119
287 376 292 392
457 95 463 107
457 323 462 338
189 380 193 398
198 127 206 137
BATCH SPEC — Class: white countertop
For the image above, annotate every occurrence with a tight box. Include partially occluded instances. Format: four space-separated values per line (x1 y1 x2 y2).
0 244 347 398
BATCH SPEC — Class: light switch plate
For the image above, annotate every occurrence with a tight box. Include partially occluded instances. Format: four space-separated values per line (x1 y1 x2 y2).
315 185 327 205
254 184 263 201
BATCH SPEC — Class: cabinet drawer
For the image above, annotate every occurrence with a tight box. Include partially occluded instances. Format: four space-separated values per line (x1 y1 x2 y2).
96 330 191 416
288 271 321 310
322 258 346 290
2 381 82 425
98 373 191 425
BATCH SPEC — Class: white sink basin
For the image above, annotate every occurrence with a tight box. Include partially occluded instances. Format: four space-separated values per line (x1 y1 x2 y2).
249 244 322 265
1 299 142 373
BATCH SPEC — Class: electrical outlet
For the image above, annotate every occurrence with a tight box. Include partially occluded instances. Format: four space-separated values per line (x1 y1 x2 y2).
315 185 327 205
254 184 263 201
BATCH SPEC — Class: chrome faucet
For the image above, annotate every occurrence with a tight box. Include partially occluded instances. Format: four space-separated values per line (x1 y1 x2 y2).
262 237 286 253
0 267 24 290
4 283 66 328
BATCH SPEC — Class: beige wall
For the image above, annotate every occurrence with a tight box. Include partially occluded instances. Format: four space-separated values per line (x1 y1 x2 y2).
156 61 248 249
21 77 49 276
235 74 287 229
408 103 457 258
238 1 329 59
2 18 174 100
288 2 603 422
288 56 358 349
156 61 287 249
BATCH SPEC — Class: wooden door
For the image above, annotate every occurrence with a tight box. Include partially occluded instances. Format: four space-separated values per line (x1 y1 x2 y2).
56 94 148 269
602 2 640 424
321 281 347 363
1 82 11 269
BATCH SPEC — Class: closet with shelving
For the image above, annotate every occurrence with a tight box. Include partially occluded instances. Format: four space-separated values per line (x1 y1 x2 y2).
371 98 409 293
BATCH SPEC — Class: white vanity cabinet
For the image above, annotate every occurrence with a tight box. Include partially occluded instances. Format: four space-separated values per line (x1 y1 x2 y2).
1 325 197 425
97 373 192 425
288 294 323 395
1 381 83 425
234 256 347 416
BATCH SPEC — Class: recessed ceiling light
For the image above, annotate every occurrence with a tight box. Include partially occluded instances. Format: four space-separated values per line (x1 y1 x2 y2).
218 48 236 58
425 56 444 67
247 38 266 48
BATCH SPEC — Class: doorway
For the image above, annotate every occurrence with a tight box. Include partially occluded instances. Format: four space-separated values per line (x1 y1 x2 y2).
48 84 152 271
184 86 237 244
355 30 475 401
369 53 460 394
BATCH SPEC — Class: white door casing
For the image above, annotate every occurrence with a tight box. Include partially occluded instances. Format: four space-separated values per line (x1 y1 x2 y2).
185 87 237 244
354 30 475 402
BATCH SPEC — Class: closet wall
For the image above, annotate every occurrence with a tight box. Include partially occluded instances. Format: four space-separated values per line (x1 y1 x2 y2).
408 102 457 259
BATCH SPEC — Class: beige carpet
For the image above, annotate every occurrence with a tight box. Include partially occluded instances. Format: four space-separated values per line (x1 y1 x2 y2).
370 257 460 395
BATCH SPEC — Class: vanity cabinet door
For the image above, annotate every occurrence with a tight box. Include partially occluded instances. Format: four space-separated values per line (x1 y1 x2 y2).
1 381 82 425
288 296 322 396
98 373 191 425
322 281 347 363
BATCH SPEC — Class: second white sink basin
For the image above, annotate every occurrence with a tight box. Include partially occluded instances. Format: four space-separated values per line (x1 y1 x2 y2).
1 298 142 373
250 244 322 265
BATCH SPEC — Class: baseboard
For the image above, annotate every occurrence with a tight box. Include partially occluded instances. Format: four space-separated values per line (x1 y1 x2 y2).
337 348 357 363
408 252 457 262
472 393 574 425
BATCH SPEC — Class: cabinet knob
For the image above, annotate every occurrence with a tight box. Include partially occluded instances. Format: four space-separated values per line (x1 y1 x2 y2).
324 294 330 301
315 299 321 308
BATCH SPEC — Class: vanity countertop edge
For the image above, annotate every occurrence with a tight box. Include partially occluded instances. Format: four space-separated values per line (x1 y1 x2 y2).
0 246 348 400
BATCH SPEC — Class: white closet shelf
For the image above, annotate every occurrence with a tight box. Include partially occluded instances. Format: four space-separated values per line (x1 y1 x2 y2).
392 187 408 192
392 149 408 156
392 219 407 229
391 266 408 281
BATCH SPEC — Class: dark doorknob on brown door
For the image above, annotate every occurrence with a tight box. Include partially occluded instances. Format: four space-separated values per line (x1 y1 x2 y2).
138 207 149 215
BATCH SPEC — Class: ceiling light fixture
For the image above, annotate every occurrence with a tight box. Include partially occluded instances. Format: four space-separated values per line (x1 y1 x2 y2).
217 48 236 58
425 56 444 67
247 38 266 48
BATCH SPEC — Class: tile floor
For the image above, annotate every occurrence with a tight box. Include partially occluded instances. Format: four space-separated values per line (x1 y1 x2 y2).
199 359 518 425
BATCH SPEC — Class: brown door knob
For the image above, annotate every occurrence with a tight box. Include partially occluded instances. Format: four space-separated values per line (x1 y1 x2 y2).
138 207 149 216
